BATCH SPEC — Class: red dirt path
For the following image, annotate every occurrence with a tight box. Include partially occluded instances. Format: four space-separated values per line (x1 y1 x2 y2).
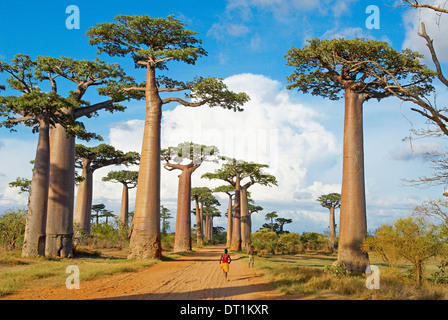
2 246 289 300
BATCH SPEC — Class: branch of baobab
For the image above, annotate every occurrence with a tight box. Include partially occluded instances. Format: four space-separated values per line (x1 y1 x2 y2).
161 96 206 107
402 0 448 14
418 22 448 88
73 99 114 119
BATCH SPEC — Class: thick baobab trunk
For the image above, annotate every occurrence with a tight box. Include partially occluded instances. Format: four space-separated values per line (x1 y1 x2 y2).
336 88 369 272
231 172 241 251
46 121 75 258
240 187 251 252
74 162 93 240
195 197 204 246
120 183 129 228
22 120 50 257
329 206 336 252
173 168 194 252
226 194 233 248
129 65 163 259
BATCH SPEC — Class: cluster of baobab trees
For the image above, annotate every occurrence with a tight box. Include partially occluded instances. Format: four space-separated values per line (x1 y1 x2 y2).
1 3 448 274
162 146 279 254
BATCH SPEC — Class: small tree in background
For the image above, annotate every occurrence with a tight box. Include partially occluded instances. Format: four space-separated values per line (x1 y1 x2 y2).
213 185 235 247
102 170 139 228
265 211 278 233
74 144 139 238
161 205 173 236
317 193 341 251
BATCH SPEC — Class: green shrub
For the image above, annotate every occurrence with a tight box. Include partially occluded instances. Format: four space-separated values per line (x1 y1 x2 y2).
252 229 278 254
0 209 26 251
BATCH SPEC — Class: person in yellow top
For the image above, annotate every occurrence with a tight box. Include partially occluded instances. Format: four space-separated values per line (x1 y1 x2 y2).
219 249 232 280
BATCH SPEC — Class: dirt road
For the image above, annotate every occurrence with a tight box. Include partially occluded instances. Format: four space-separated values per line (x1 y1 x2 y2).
3 246 283 300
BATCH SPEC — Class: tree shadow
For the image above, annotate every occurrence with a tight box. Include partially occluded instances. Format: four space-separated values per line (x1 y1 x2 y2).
98 283 273 300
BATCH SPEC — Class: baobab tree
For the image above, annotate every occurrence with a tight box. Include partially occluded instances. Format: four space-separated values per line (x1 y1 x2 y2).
160 205 173 236
265 211 278 233
317 193 341 252
74 144 139 239
191 186 215 246
213 185 235 247
238 163 277 252
34 56 139 258
203 205 221 244
161 142 219 252
286 38 434 272
0 54 78 257
87 15 250 259
203 159 277 251
102 170 139 228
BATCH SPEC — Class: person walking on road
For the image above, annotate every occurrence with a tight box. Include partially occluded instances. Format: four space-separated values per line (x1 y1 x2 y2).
220 249 232 280
248 246 255 268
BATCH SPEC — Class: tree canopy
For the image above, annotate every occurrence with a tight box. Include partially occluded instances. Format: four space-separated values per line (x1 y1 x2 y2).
102 170 139 188
86 14 250 111
316 193 341 210
75 144 140 171
286 38 435 101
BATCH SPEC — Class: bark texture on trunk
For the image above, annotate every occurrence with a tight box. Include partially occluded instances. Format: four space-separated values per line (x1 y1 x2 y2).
336 88 369 272
226 194 233 248
22 120 50 257
240 187 251 252
128 65 163 260
45 121 75 258
173 167 194 252
231 173 241 251
74 160 93 240
120 183 129 228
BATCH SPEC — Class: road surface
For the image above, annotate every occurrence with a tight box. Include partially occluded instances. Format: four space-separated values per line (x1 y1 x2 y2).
3 245 283 300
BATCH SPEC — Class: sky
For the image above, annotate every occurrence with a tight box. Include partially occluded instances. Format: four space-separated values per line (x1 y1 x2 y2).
1 0 448 235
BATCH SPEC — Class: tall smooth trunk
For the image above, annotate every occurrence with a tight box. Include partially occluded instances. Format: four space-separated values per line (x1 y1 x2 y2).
173 168 193 252
74 162 93 239
337 88 369 272
195 197 203 246
128 65 163 259
46 120 75 258
226 194 233 247
209 216 214 244
120 183 129 228
22 120 50 257
240 187 251 252
231 173 241 251
329 206 336 252
205 215 210 241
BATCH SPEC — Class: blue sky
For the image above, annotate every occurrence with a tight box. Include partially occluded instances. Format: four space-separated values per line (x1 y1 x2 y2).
1 0 448 234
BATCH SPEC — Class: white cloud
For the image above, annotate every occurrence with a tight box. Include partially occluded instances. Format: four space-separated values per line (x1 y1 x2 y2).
402 1 448 64
207 23 250 39
389 140 441 161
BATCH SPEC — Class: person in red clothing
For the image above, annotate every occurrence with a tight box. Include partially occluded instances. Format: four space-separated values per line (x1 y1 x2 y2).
219 249 232 280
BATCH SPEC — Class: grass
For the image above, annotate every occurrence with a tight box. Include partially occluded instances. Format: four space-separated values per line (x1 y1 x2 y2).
0 247 159 297
237 251 448 300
